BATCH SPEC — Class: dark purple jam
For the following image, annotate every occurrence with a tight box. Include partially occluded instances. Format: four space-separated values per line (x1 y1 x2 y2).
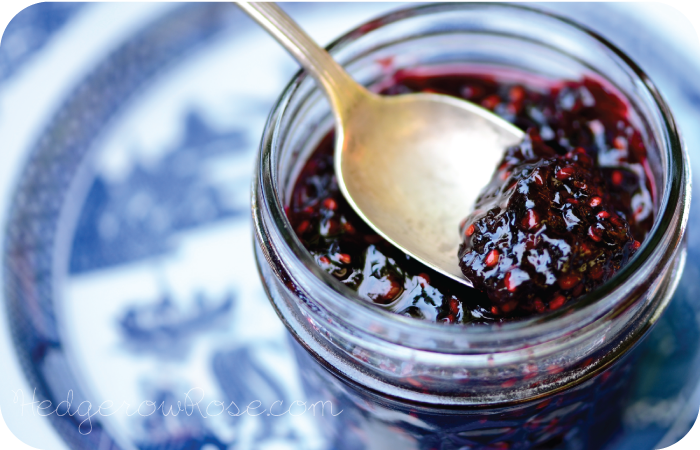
287 66 654 323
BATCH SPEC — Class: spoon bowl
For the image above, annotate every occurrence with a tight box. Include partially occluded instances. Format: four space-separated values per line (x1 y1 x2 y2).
239 2 524 283
337 92 523 282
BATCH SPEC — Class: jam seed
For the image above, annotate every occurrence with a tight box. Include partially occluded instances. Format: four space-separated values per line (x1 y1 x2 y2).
549 295 566 310
296 220 310 235
485 249 500 267
534 173 544 185
589 196 602 207
481 94 501 110
556 166 575 180
558 273 580 290
344 222 356 234
491 306 500 315
597 211 610 219
521 209 540 230
386 280 402 301
611 170 623 186
534 299 546 313
509 85 525 102
632 240 641 250
322 197 337 210
465 224 476 236
337 253 351 264
504 271 518 292
319 256 330 265
588 225 603 242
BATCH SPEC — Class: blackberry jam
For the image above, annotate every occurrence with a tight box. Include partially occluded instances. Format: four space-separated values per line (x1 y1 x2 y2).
254 4 689 450
287 68 655 322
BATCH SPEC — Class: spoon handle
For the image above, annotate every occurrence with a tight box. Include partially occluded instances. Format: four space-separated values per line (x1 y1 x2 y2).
237 2 368 115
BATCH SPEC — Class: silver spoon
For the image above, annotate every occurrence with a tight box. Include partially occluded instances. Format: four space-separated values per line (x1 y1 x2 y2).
239 2 524 285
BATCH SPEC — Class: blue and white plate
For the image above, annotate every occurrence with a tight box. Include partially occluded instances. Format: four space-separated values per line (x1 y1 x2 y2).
2 3 700 449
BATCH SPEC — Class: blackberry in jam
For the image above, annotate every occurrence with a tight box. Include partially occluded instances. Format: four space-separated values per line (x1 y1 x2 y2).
459 132 640 313
287 67 654 323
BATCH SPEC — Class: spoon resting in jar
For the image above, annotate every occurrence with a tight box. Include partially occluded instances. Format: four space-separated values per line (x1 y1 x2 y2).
238 2 524 285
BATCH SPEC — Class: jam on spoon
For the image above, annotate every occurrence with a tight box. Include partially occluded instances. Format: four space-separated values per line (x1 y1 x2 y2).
287 66 654 323
459 131 640 314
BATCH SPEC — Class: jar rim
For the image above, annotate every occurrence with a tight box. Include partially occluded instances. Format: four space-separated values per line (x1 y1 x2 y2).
254 2 690 349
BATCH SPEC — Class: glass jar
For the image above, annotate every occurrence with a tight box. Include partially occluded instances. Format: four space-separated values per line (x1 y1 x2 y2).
252 3 690 449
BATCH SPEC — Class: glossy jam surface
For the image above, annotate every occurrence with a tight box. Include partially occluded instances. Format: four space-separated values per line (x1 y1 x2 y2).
287 67 654 323
459 134 641 313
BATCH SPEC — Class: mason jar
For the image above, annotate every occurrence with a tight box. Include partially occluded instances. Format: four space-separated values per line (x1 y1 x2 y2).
252 3 690 449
